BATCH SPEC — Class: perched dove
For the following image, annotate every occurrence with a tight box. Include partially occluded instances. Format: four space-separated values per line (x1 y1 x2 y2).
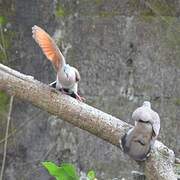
121 101 160 161
32 25 84 101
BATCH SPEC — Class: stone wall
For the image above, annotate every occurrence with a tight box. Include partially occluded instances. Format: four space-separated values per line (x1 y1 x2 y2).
0 0 179 179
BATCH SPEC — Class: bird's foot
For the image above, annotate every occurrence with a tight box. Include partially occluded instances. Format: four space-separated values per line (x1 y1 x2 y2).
49 82 67 95
75 93 85 102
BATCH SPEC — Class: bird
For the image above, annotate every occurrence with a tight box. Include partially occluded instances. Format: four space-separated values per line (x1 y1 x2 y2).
121 101 160 161
32 25 84 101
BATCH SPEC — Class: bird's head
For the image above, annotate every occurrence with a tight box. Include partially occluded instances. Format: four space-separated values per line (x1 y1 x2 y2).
143 101 151 108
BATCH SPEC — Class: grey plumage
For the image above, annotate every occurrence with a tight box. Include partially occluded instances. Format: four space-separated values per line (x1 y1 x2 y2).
121 101 160 161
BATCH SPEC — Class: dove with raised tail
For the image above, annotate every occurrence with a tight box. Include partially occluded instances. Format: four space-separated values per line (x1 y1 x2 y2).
32 25 84 101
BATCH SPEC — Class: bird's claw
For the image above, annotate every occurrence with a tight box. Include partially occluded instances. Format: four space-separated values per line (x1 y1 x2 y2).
75 93 85 102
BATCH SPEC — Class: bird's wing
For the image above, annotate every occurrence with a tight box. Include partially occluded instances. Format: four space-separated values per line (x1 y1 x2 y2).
151 111 160 139
32 25 65 71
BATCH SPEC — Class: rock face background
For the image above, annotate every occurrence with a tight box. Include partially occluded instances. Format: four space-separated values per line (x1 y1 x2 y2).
0 0 179 179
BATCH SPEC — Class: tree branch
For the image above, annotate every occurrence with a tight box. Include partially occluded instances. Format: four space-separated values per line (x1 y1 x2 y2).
0 63 177 180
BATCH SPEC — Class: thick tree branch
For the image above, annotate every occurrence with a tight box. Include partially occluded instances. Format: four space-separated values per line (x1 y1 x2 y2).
0 63 177 180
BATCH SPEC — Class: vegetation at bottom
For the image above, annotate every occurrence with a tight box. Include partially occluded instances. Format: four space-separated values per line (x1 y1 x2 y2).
42 161 96 180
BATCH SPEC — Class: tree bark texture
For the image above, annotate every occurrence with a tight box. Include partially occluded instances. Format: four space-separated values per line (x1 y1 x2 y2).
0 63 177 180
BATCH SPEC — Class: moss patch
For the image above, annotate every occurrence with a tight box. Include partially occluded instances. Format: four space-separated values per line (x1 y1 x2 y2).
94 0 103 5
130 0 176 22
55 1 72 18
55 0 120 18
149 1 175 16
131 1 180 59
174 98 180 106
55 4 66 17
131 0 175 15
0 16 8 26
98 10 119 17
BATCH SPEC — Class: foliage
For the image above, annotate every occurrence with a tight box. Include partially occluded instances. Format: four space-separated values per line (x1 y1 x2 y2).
42 162 79 180
0 15 14 119
0 16 7 26
0 15 15 63
87 170 96 180
42 161 96 180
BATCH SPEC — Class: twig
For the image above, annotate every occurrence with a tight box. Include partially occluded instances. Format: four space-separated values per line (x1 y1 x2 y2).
0 96 14 180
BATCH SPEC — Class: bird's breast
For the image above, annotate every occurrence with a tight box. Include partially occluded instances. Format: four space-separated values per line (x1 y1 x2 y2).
57 69 76 88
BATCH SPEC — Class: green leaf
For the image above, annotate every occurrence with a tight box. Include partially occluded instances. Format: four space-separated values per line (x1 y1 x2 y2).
42 162 79 180
87 170 95 180
61 163 79 180
42 162 61 178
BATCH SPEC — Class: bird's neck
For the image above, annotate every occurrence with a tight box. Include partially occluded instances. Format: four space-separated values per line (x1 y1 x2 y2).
58 64 71 78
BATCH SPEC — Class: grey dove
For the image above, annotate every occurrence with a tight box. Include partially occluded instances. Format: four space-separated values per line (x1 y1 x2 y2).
121 101 160 161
